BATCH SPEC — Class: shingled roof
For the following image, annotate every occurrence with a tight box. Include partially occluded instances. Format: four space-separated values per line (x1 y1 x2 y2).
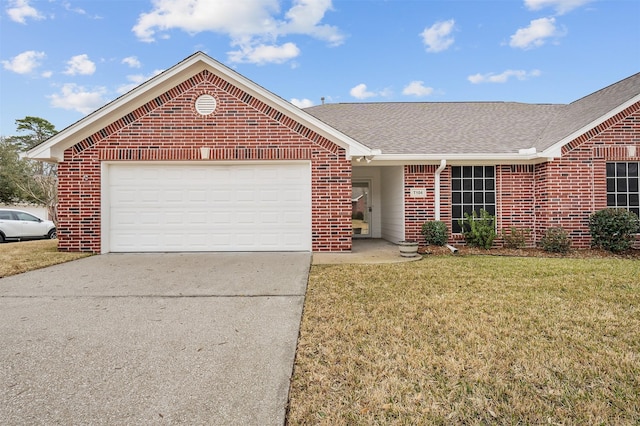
305 72 640 157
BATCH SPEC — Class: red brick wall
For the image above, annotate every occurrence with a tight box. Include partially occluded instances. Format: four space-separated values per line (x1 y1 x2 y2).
57 69 352 253
404 165 538 247
403 165 436 243
497 165 536 246
535 103 640 248
402 102 640 250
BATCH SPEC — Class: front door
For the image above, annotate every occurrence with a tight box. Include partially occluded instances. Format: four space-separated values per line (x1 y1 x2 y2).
352 181 371 237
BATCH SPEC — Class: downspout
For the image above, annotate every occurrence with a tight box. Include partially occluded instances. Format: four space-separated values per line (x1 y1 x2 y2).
434 159 447 220
434 159 457 253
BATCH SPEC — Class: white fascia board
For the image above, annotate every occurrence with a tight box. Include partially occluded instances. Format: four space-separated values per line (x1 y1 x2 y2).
539 94 640 159
363 152 551 166
27 52 375 162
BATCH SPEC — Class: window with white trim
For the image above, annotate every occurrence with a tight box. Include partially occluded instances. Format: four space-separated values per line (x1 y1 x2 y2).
607 162 640 217
451 166 496 233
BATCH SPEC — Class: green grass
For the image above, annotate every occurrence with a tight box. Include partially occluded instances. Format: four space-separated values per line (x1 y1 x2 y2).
0 239 91 278
288 256 640 425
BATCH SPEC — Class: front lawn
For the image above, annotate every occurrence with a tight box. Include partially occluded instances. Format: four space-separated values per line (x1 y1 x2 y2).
0 239 91 278
288 256 640 425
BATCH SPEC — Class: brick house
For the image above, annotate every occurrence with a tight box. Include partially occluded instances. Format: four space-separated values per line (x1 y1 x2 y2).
28 52 639 253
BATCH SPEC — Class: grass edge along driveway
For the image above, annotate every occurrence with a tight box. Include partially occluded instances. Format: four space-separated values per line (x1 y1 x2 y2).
0 239 91 278
288 256 640 425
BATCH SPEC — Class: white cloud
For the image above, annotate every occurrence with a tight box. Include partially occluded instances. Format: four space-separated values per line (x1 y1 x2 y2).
122 56 142 68
6 0 44 24
63 54 96 75
468 69 542 84
48 83 107 114
279 0 343 46
420 19 455 53
350 83 377 100
41 70 53 78
62 1 101 18
402 81 434 97
524 0 593 15
2 50 45 74
228 42 301 65
291 98 314 108
116 70 164 94
132 0 343 64
509 17 564 49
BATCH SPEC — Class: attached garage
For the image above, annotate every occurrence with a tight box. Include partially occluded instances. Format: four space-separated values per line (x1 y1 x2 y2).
103 162 311 253
26 52 373 253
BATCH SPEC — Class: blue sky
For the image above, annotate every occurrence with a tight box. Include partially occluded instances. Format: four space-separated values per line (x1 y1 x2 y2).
1 0 639 137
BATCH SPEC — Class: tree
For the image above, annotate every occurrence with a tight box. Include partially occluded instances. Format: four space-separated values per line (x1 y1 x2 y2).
0 117 58 222
0 137 25 203
11 116 57 150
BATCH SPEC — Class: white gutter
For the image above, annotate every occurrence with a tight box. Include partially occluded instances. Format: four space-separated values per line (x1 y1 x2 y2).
434 159 447 221
371 152 549 163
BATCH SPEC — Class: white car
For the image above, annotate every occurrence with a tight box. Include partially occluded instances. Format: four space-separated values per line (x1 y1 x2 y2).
0 209 57 243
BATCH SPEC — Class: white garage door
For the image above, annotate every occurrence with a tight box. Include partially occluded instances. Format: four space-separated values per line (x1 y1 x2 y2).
105 162 311 252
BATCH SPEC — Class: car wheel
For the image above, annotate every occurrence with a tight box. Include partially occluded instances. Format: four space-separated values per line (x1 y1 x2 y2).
0 233 4 243
48 229 57 239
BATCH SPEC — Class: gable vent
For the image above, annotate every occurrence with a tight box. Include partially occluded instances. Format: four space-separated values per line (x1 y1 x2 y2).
195 94 217 115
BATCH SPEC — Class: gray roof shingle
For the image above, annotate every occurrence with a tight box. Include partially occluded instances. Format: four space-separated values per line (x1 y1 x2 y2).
304 73 640 156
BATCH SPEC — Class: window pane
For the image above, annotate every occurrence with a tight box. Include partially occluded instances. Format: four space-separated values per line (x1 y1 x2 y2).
474 178 483 190
617 178 628 192
452 167 461 178
463 180 472 190
631 208 639 218
617 163 627 176
485 205 496 216
607 178 616 192
485 167 495 178
473 166 484 177
16 212 38 221
452 206 462 218
452 221 462 233
463 166 472 178
606 163 615 177
485 179 494 190
629 178 638 193
485 193 495 203
463 192 472 203
607 194 616 206
630 194 639 207
452 192 461 203
463 205 473 215
628 163 638 177
452 179 461 190
617 194 627 206
474 192 484 203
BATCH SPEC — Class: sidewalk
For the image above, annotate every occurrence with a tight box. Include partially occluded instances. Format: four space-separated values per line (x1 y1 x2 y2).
312 239 422 265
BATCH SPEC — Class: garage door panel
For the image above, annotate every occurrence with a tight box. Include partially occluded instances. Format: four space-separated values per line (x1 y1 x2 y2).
107 163 311 252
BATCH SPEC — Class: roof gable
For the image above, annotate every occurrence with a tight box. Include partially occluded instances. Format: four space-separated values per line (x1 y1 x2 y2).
538 72 640 157
28 52 374 162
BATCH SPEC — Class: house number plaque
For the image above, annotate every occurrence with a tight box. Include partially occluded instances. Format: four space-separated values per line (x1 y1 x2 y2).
410 188 427 198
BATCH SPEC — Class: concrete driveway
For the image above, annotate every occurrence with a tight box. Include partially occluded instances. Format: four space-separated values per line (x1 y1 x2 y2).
0 252 310 425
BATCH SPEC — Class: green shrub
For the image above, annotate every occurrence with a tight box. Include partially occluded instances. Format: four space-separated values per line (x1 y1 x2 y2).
459 209 496 249
540 227 571 254
501 227 531 249
421 221 448 246
589 208 639 253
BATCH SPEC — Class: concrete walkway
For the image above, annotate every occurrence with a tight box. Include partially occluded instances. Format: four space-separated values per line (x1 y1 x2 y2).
0 252 310 425
312 239 422 265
